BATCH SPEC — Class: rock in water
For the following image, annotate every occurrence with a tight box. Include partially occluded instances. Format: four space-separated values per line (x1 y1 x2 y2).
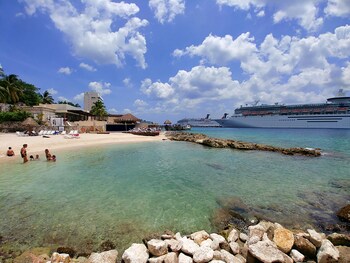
147 239 168 257
273 227 294 253
122 243 149 263
337 204 350 222
317 240 339 263
86 250 118 263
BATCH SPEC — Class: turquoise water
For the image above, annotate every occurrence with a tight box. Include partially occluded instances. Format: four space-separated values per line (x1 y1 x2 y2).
0 128 349 255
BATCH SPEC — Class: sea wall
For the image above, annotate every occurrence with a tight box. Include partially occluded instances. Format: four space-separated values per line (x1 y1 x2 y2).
165 132 321 157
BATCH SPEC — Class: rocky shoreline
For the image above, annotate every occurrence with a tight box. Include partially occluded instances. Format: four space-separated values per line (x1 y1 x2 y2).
165 132 321 157
9 215 350 263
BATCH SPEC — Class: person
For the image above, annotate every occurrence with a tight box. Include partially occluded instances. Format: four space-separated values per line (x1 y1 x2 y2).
35 154 40 160
29 155 34 161
45 149 52 161
51 155 56 162
7 147 15 157
20 144 28 163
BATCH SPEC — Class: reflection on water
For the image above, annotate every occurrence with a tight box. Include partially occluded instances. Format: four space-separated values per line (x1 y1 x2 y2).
0 128 349 256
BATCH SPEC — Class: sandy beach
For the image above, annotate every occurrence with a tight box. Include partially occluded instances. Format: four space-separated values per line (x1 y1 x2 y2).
0 132 166 162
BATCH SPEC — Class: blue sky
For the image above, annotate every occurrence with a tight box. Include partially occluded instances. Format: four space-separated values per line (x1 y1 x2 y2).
0 0 349 123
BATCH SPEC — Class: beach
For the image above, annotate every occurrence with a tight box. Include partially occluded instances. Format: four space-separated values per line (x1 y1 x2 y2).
0 132 166 162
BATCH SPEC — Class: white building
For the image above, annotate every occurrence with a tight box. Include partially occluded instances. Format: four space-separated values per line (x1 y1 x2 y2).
84 92 101 112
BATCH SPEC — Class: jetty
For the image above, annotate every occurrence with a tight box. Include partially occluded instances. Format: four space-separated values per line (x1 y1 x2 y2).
165 132 321 157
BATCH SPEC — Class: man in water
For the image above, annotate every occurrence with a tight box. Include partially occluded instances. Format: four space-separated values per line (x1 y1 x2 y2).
7 147 15 157
20 144 28 163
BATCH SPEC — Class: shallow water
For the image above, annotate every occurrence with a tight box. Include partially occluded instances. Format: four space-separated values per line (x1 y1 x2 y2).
0 128 349 255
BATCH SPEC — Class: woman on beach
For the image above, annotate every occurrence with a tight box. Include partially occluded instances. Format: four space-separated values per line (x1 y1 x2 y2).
20 144 28 163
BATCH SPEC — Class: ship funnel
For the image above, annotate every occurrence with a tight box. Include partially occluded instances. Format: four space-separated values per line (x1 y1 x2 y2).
222 113 228 119
205 114 210 119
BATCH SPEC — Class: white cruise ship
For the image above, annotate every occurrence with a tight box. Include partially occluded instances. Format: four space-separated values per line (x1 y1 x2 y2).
177 114 222 127
216 90 350 129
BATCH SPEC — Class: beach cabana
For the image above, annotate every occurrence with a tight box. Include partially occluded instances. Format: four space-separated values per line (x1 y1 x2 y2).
164 120 172 125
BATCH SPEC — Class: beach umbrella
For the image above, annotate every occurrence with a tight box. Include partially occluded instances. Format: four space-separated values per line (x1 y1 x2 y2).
164 120 172 125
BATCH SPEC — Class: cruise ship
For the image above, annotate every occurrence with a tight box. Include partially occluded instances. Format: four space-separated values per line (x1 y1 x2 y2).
177 114 222 127
216 90 350 129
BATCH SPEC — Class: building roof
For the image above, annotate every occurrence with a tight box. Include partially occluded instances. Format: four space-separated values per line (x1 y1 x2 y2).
109 113 141 123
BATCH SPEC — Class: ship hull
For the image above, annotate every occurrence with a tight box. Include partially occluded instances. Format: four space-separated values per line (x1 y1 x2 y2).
216 114 350 129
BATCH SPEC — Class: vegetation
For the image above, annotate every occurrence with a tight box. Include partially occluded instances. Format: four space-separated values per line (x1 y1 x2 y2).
0 110 32 123
41 90 54 104
90 99 108 120
58 100 81 108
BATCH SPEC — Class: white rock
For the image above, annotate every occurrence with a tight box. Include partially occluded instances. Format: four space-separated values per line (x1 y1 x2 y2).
247 235 260 245
162 234 173 240
227 229 239 242
307 229 324 248
181 237 200 255
164 252 178 263
248 240 285 263
200 239 213 248
229 242 240 255
51 252 70 263
209 261 225 263
220 249 235 263
317 239 339 263
239 233 248 242
147 239 168 257
248 224 265 240
179 253 193 263
148 255 166 263
210 240 220 251
175 232 182 241
86 250 118 263
122 243 149 263
290 249 305 262
191 230 210 245
212 250 222 261
193 246 214 263
165 239 183 252
210 233 226 244
233 255 246 263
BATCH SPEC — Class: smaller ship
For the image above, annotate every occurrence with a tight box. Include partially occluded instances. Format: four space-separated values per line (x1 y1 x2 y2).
177 114 222 127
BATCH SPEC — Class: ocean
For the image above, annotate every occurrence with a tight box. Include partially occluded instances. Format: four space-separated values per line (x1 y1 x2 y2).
0 128 349 255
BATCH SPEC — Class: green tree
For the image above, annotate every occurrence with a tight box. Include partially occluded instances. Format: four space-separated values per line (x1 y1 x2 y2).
42 90 54 104
58 100 81 108
0 74 23 103
90 99 107 120
20 82 42 106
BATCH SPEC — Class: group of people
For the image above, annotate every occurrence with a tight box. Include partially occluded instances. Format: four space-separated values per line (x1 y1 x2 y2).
6 144 56 163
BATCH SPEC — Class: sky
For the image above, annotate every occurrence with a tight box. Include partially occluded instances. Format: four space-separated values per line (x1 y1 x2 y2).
0 0 350 123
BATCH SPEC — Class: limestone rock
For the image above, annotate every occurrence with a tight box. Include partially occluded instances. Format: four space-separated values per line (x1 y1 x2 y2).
13 248 51 263
179 253 193 263
293 235 317 259
149 255 166 263
175 232 182 241
336 246 350 263
234 254 246 263
220 249 235 263
122 243 149 263
273 227 294 253
209 260 225 263
327 233 350 246
227 228 239 243
51 252 71 263
307 229 324 248
248 224 265 241
290 249 305 263
165 238 183 252
147 239 168 257
210 233 226 244
317 240 339 263
86 250 118 263
239 233 248 242
193 246 214 263
164 252 178 263
337 204 350 222
181 237 200 256
191 230 210 245
248 240 285 263
229 242 240 255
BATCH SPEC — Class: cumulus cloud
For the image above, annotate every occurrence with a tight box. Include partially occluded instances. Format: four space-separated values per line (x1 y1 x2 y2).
149 0 185 23
22 0 149 68
73 92 85 102
47 88 58 95
58 96 70 102
108 108 118 113
216 0 325 31
79 63 96 72
88 81 112 95
58 67 73 75
324 0 350 17
134 99 148 107
123 78 133 88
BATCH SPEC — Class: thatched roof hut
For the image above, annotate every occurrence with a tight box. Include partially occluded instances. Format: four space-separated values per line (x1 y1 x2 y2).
22 117 39 126
164 120 172 125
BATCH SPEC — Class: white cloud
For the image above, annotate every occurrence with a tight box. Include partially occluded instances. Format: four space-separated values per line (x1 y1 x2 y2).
73 92 85 102
58 67 73 75
47 88 58 95
341 62 350 85
88 81 112 95
324 0 350 17
79 62 96 72
141 78 175 99
149 0 185 24
123 77 133 88
23 0 149 69
108 108 118 113
58 96 70 102
123 108 132 113
134 99 148 107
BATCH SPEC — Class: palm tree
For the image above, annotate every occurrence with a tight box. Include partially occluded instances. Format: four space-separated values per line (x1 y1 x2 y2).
42 90 54 104
90 99 108 120
3 74 23 104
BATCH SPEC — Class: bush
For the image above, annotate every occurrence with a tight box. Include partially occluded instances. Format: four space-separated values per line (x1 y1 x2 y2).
0 111 32 123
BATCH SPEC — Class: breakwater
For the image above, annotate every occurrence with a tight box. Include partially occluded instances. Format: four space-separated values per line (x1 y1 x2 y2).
166 132 321 157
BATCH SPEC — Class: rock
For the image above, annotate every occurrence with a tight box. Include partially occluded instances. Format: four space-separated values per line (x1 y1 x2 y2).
51 252 71 263
337 204 350 222
248 240 285 263
273 227 294 253
307 229 324 248
290 249 305 262
86 250 118 263
13 248 51 263
227 229 239 243
181 237 200 255
149 255 166 263
193 246 214 263
248 224 265 241
220 249 235 263
210 260 225 263
210 233 226 244
164 252 178 263
165 238 183 252
234 254 246 263
327 233 350 246
99 240 116 252
219 241 231 252
229 242 240 255
122 243 149 263
191 230 210 245
179 253 193 263
239 233 248 242
175 232 182 241
317 240 339 263
336 246 350 263
147 239 168 257
57 247 76 258
293 235 317 259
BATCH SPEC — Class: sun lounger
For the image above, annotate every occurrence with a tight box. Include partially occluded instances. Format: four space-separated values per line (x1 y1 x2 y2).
16 131 29 137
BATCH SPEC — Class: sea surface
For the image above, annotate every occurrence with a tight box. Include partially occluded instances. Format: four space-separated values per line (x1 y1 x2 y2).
0 128 349 255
